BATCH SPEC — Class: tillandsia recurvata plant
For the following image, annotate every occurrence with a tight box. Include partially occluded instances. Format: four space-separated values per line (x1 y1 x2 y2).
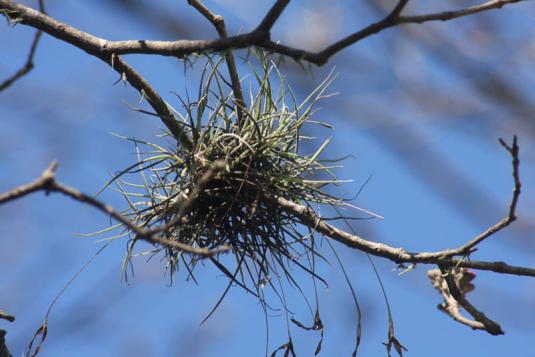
98 50 370 354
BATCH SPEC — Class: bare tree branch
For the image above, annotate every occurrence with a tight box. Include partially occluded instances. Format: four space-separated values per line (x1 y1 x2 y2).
440 257 535 277
0 0 44 92
400 0 523 23
0 0 526 67
110 55 193 149
0 28 41 91
0 161 228 257
1 136 528 278
447 136 521 255
318 0 524 64
272 195 535 277
271 136 532 277
3 138 525 276
0 1 263 57
255 0 290 35
0 1 192 149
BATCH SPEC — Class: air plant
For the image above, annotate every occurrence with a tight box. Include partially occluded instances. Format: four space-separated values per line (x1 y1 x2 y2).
103 51 355 313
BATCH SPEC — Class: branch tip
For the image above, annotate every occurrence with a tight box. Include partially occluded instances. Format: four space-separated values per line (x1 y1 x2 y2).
0 310 15 323
43 160 58 177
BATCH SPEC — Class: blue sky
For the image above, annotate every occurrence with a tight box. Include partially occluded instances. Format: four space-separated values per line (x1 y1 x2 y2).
1 1 535 356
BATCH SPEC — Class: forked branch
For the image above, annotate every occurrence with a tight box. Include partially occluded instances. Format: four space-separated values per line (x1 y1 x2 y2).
273 136 531 277
0 0 526 65
0 1 192 149
0 0 526 149
448 136 520 256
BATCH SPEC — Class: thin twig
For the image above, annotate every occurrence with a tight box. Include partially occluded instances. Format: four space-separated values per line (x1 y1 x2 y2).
0 161 228 257
255 0 290 35
399 0 523 24
386 0 410 20
318 0 523 64
187 0 246 127
0 0 44 92
0 1 192 149
446 136 520 256
0 29 41 91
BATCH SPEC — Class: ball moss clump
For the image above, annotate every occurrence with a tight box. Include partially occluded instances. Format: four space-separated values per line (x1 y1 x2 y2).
108 52 350 295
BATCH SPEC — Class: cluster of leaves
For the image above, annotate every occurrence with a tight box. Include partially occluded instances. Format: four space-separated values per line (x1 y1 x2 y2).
103 52 352 308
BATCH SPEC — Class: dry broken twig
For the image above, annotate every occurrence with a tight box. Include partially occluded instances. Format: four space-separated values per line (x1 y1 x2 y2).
428 267 503 335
